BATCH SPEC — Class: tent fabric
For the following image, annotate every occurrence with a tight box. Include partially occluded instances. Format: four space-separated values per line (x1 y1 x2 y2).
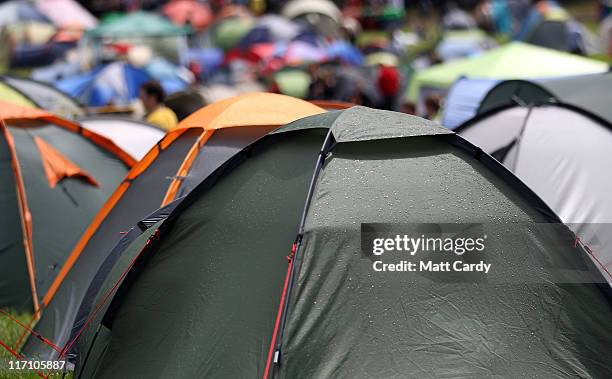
0 1 50 27
0 101 136 167
442 78 500 129
64 107 610 378
0 81 36 109
35 0 97 30
78 117 164 161
162 0 212 31
458 104 612 283
435 29 496 61
406 42 608 102
56 63 152 107
282 0 341 22
1 75 85 119
177 93 324 131
0 125 31 310
34 136 99 188
87 11 189 39
21 128 203 360
22 94 324 360
478 73 612 125
0 103 132 312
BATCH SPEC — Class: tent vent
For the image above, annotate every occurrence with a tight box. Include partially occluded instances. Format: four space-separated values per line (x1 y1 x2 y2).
34 136 100 188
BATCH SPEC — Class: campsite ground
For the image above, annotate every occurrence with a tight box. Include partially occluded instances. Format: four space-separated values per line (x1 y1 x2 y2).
0 311 71 378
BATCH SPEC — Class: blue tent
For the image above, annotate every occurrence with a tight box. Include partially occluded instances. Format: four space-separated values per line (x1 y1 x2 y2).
327 40 364 65
144 58 189 93
56 61 188 106
56 63 151 106
442 78 500 129
186 48 224 79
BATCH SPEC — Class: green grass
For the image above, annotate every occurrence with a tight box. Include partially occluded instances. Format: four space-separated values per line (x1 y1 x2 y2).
0 310 71 378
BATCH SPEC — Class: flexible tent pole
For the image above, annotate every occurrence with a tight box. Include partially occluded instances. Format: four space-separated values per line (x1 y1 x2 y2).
1 121 39 314
264 129 336 379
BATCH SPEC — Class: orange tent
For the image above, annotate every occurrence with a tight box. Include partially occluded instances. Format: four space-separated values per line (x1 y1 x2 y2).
0 101 133 313
24 94 324 358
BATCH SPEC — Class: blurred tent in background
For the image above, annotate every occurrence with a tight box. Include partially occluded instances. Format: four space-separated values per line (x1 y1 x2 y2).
442 77 499 129
0 101 133 312
0 1 50 28
164 90 206 121
442 7 477 30
408 42 609 115
21 93 324 361
443 72 612 129
79 116 164 160
326 40 364 65
0 75 84 118
601 13 612 55
515 0 596 55
238 14 302 49
56 62 151 107
282 0 342 38
212 16 255 51
272 69 311 99
86 11 190 65
35 0 97 30
0 79 36 108
0 0 60 68
162 0 212 32
435 29 497 61
458 103 612 283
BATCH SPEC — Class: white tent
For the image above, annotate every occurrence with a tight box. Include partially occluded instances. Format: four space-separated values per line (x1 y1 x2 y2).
458 104 612 284
80 117 164 160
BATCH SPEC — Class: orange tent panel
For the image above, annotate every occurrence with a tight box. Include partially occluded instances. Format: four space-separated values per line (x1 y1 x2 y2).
34 136 100 188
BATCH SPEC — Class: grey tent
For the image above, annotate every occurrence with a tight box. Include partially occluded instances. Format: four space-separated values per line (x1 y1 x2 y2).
164 90 207 121
79 116 164 160
458 103 612 283
29 107 610 378
477 72 612 124
0 75 85 119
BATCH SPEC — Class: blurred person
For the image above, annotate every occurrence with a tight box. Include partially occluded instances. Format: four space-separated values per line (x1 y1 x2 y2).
424 93 442 121
401 101 417 115
377 64 401 110
139 81 178 131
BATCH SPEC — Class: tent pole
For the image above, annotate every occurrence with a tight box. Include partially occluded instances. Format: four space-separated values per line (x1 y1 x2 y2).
265 128 336 379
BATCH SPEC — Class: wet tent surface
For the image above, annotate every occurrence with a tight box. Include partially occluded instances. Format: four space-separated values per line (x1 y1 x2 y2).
0 130 28 309
74 222 162 376
9 123 128 305
174 125 278 198
83 130 325 378
70 108 611 378
279 136 612 377
21 128 201 359
459 105 612 284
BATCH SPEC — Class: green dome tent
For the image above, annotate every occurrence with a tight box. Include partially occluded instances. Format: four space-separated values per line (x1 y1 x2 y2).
38 107 610 378
87 12 189 39
86 12 190 65
406 42 608 111
0 102 133 312
477 72 612 125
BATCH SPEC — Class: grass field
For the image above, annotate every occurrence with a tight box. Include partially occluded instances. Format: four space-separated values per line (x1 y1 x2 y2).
0 311 71 378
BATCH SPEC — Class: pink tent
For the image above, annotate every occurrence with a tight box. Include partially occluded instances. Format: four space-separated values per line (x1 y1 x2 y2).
36 0 97 29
